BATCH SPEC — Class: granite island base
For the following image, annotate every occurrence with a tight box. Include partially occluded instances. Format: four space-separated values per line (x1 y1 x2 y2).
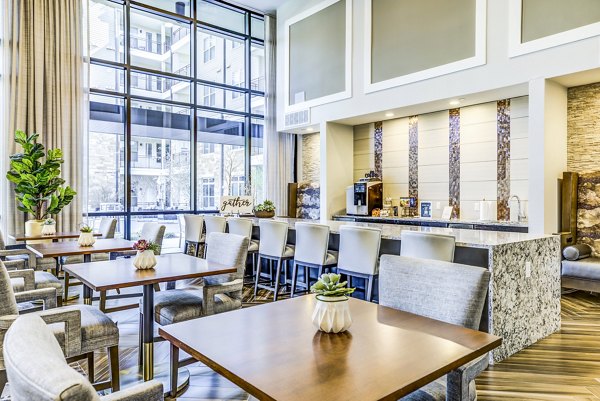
250 217 561 363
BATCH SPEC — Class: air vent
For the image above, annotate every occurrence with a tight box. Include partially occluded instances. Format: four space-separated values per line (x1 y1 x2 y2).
284 109 310 129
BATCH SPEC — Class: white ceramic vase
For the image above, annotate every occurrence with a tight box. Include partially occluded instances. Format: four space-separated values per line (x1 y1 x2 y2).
78 232 96 247
312 295 352 333
133 250 157 270
41 223 56 236
25 220 44 237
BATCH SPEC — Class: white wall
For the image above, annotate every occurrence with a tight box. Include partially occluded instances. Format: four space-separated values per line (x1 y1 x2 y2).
320 122 354 219
353 123 374 181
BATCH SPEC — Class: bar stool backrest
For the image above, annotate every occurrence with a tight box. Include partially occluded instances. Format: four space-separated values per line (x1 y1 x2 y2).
258 220 289 258
227 217 254 239
184 215 204 243
294 222 330 266
400 231 456 262
337 225 381 275
204 216 227 236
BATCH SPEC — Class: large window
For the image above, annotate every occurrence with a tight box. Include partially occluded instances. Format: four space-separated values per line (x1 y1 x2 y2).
87 0 265 249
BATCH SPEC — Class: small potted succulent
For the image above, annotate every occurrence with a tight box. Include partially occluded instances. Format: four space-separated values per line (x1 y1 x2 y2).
254 199 276 218
132 239 160 270
41 218 56 236
310 273 355 333
78 223 96 247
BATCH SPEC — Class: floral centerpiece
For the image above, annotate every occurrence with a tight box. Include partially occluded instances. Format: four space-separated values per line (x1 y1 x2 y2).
78 223 96 247
41 218 56 236
310 273 355 333
254 199 275 218
132 239 160 270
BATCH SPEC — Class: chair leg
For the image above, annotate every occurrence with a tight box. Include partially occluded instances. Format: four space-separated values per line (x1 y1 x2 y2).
170 342 180 398
108 345 120 392
254 256 261 297
305 265 311 291
99 291 107 312
348 275 353 298
252 253 257 277
194 242 200 257
57 295 63 307
291 262 299 297
273 259 282 302
269 259 274 284
87 352 95 383
184 242 188 255
64 272 70 301
366 275 374 302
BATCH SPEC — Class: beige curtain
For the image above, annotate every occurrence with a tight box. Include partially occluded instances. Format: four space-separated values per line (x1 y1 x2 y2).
5 0 84 236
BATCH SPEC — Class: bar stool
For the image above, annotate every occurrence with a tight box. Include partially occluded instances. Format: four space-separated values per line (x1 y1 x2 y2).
291 222 337 297
400 231 456 262
227 217 259 279
203 216 227 257
254 220 295 301
336 225 381 302
183 214 204 257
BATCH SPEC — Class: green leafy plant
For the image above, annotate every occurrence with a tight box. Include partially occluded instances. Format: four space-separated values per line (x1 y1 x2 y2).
79 224 93 233
310 273 355 297
6 131 76 220
255 199 275 212
43 218 56 225
133 239 160 255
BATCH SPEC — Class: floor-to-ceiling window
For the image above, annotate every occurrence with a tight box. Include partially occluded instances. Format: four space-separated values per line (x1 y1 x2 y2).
87 0 265 249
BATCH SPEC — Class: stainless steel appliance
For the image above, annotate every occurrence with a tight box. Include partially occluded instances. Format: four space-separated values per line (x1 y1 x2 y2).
346 178 383 216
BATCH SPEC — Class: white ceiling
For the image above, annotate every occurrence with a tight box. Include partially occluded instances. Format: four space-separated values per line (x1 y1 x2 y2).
230 0 288 14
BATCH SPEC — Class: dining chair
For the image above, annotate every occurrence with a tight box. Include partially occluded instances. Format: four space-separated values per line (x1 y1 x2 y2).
255 220 295 301
4 314 163 401
0 229 32 269
290 222 337 297
379 254 490 401
0 262 120 393
203 215 227 257
227 217 259 279
183 214 204 257
336 225 381 302
400 230 456 262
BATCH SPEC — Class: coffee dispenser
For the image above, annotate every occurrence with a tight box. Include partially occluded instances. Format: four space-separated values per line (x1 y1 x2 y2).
346 178 383 216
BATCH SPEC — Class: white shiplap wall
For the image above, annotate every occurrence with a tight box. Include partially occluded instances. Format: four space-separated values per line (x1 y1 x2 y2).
382 118 409 199
353 123 374 181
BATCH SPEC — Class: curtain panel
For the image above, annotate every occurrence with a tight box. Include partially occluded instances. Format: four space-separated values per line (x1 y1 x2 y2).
4 0 84 236
264 14 295 217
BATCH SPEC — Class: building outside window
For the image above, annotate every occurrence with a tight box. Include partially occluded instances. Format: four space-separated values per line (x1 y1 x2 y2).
87 0 265 249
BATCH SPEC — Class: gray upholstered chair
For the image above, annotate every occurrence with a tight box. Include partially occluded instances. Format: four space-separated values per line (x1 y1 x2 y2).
400 231 456 262
4 314 163 401
0 261 120 392
378 255 491 401
0 229 33 269
151 232 249 326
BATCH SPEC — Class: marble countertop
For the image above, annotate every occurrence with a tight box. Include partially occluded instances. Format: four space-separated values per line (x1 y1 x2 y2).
256 217 552 249
332 214 528 228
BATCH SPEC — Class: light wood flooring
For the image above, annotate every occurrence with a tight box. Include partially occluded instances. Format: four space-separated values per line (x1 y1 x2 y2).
69 287 600 400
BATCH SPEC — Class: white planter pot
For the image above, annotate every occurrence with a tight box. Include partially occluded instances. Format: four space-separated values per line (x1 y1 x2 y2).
133 250 157 270
25 220 44 237
41 224 56 236
78 232 96 247
312 295 352 333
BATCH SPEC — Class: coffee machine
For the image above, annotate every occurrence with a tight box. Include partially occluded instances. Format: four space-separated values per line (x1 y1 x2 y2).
346 175 383 216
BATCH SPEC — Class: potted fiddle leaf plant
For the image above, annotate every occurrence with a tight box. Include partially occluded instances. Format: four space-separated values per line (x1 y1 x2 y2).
310 273 355 333
6 131 77 237
254 199 276 218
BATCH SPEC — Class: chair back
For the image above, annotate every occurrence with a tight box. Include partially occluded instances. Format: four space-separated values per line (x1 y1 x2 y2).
258 220 289 258
294 222 330 265
140 223 166 255
98 218 117 239
204 233 249 285
204 216 227 236
227 217 254 239
400 231 456 262
379 255 490 330
183 215 204 243
4 314 98 401
0 229 6 250
0 262 19 317
337 226 381 275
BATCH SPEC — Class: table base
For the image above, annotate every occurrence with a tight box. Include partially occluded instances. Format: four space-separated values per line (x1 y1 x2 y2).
120 363 190 398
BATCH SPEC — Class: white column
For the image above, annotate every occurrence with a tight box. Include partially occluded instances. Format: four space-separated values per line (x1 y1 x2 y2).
319 122 354 220
528 78 567 234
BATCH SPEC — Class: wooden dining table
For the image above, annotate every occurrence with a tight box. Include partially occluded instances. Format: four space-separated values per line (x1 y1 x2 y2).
159 296 502 401
63 253 237 394
10 231 102 242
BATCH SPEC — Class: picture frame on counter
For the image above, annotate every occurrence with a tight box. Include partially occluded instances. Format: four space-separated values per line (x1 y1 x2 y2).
420 201 432 218
441 206 453 220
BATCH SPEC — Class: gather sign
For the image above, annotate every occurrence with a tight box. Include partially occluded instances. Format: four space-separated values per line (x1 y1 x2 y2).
220 196 254 214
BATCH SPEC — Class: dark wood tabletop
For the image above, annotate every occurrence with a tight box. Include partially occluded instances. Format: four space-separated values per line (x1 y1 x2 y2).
62 253 237 291
159 296 501 401
26 238 134 258
10 231 102 241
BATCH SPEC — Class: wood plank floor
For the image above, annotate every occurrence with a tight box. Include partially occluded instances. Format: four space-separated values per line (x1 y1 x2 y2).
71 287 600 400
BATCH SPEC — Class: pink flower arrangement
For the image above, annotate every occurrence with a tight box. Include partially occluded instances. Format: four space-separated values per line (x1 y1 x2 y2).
132 239 160 255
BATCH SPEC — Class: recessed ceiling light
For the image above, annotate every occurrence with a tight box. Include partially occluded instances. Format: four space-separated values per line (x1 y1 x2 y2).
449 99 460 106
385 112 394 117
